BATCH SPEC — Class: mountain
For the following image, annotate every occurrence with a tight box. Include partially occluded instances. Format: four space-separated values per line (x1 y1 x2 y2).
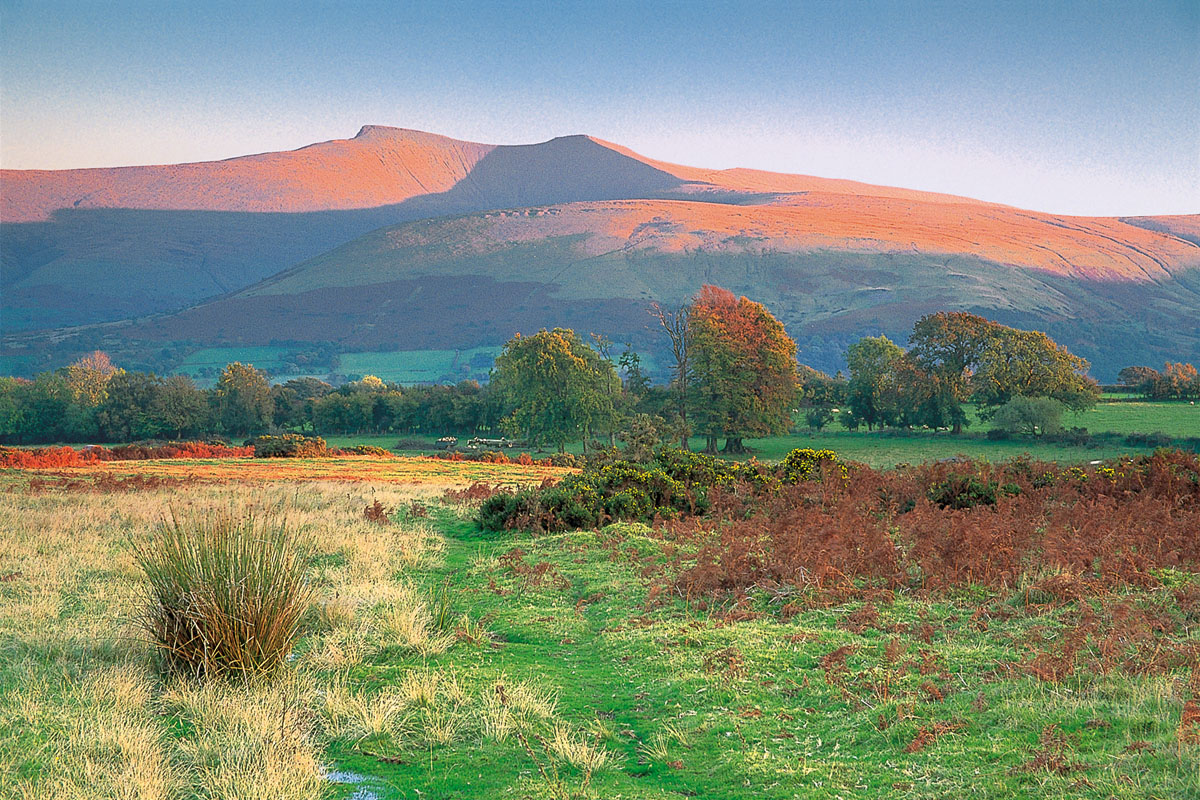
2 126 1198 380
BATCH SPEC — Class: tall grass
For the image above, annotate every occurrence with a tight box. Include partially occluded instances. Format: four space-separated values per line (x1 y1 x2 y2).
134 507 312 679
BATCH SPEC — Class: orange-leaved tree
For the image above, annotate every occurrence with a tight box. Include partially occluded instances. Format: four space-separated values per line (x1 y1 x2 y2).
688 286 798 453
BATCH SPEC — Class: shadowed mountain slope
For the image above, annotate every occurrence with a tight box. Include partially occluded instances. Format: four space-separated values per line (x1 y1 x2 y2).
101 196 1200 381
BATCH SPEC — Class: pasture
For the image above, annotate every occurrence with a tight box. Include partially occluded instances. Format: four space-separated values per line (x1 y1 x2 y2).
324 400 1200 468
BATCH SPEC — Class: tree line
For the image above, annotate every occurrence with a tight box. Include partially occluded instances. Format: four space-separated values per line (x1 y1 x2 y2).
1116 363 1200 400
2 285 1160 449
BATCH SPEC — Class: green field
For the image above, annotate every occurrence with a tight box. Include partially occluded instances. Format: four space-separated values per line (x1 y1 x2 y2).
339 348 501 384
320 512 1198 799
324 400 1199 468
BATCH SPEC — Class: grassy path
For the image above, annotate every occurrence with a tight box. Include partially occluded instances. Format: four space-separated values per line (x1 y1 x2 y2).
326 510 1199 799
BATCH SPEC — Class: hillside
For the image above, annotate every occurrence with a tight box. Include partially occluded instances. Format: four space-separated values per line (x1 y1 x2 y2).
2 126 1198 380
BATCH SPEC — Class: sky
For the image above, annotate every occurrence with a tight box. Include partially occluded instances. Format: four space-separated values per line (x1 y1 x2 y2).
1 0 1197 216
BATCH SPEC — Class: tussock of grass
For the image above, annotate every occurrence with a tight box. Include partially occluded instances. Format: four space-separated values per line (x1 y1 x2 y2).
134 507 313 679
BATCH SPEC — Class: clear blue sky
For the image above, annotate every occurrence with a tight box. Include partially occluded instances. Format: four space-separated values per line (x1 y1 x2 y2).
1 0 1196 215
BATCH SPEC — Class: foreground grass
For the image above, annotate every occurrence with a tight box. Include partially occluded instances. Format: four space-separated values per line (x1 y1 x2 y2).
1 471 1196 799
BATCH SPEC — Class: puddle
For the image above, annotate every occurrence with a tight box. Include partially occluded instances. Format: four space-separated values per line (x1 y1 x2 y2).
325 768 385 800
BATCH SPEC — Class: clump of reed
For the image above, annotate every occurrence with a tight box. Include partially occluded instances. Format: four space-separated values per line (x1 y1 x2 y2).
134 507 312 679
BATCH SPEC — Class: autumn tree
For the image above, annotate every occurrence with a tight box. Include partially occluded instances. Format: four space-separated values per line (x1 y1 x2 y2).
1146 362 1200 400
212 362 272 436
65 351 120 406
1117 365 1160 392
491 328 620 452
688 286 798 453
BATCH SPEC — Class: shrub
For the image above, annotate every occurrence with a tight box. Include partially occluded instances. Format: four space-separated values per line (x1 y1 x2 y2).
338 444 393 457
1125 431 1173 448
249 434 327 458
778 448 843 483
0 441 253 468
990 396 1066 437
927 474 1019 509
134 507 312 679
548 452 585 468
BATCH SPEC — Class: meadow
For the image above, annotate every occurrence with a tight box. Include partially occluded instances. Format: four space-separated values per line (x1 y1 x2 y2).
323 399 1200 468
1 451 1197 800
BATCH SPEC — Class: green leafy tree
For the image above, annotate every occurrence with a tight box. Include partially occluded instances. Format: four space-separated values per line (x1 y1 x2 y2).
212 362 272 437
845 335 904 431
98 372 166 441
155 375 210 439
688 286 798 453
906 312 997 433
971 328 1099 414
491 328 619 452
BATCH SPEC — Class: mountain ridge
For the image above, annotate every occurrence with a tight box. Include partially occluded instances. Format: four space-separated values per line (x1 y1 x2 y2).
2 125 1198 381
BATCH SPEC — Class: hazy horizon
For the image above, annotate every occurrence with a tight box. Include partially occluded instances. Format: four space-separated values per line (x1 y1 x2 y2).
1 0 1197 216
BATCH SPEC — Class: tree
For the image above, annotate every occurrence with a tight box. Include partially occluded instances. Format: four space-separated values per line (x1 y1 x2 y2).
155 375 210 439
1147 362 1200 400
98 371 165 441
688 286 798 453
212 362 272 437
271 377 332 429
491 328 620 452
845 336 905 431
990 396 1066 437
65 351 120 407
650 302 693 450
1118 365 1160 392
971 328 1099 414
893 357 966 431
906 313 997 433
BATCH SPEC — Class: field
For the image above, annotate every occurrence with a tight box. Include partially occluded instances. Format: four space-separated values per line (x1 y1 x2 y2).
324 400 1200 469
1 454 1197 800
9 455 570 489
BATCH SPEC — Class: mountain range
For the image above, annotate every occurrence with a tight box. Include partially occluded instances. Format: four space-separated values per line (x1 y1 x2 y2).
3 125 1198 381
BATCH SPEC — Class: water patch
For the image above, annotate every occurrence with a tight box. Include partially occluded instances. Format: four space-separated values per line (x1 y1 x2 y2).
325 768 385 800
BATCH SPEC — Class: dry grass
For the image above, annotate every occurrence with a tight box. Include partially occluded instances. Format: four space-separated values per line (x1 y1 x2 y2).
0 480 440 800
11 453 572 487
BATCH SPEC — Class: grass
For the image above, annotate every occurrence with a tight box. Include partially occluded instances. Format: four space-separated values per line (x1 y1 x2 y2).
1 462 1195 799
339 348 502 384
135 507 312 678
323 400 1200 468
31 400 1196 470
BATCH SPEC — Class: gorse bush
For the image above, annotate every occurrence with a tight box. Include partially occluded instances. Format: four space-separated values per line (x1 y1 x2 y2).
339 443 393 457
249 433 327 458
478 448 839 532
134 507 312 679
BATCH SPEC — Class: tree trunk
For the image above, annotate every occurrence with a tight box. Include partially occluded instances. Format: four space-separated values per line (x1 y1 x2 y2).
722 437 746 454
703 435 719 454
